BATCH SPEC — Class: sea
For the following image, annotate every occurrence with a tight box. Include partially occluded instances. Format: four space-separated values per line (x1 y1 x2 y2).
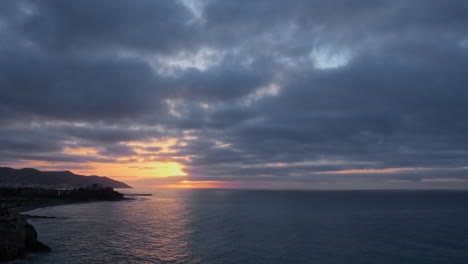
10 189 468 264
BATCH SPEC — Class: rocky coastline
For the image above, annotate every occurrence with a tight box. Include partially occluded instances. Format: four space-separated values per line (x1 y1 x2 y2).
0 185 127 261
0 209 51 261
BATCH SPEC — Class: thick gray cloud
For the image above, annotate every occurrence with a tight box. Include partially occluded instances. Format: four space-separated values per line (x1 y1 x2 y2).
1 0 468 188
11 0 197 53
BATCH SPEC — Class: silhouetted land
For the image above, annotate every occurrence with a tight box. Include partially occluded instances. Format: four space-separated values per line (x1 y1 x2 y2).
1 185 126 212
0 167 132 189
0 185 126 261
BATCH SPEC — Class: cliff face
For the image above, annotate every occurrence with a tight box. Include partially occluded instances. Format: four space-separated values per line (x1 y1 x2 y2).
0 209 51 261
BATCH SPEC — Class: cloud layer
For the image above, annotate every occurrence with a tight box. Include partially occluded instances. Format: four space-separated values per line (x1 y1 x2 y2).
1 0 468 188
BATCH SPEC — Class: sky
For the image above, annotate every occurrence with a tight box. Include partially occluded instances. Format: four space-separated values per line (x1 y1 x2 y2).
1 0 468 189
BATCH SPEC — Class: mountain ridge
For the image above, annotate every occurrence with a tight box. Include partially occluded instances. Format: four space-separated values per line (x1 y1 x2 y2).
0 167 131 188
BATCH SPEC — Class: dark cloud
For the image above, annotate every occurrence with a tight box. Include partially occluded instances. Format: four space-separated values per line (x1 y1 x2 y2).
16 0 197 53
144 147 162 152
1 151 114 164
60 125 166 144
0 48 167 123
1 0 468 188
174 57 274 101
97 144 137 158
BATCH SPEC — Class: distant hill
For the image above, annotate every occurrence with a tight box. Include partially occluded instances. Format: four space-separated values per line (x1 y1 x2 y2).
0 167 131 189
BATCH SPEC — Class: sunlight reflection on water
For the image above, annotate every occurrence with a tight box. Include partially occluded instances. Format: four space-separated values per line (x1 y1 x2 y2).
11 189 468 264
14 189 199 264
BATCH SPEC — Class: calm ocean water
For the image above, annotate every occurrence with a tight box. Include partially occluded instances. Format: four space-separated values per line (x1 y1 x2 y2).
10 189 468 264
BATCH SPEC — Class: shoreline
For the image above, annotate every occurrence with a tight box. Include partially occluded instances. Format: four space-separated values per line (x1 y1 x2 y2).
8 200 77 215
3 187 133 215
1 188 131 262
9 196 134 216
1 198 132 262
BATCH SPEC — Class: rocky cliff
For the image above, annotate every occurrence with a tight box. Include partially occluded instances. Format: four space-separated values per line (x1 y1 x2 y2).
0 209 51 261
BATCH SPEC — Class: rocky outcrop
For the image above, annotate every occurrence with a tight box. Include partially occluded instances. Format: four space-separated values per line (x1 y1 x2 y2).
0 209 51 261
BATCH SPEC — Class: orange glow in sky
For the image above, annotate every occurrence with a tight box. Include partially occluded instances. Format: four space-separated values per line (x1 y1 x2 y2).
10 138 189 187
62 139 189 178
80 162 186 178
161 181 238 189
9 138 435 190
12 159 187 178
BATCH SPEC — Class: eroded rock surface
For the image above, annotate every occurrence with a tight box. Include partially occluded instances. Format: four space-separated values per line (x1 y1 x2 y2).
0 209 50 261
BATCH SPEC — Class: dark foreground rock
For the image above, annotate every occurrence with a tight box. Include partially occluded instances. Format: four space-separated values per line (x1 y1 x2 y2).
0 185 125 260
0 209 51 261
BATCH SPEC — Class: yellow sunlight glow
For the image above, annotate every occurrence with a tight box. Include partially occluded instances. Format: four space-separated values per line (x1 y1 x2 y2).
14 138 189 184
